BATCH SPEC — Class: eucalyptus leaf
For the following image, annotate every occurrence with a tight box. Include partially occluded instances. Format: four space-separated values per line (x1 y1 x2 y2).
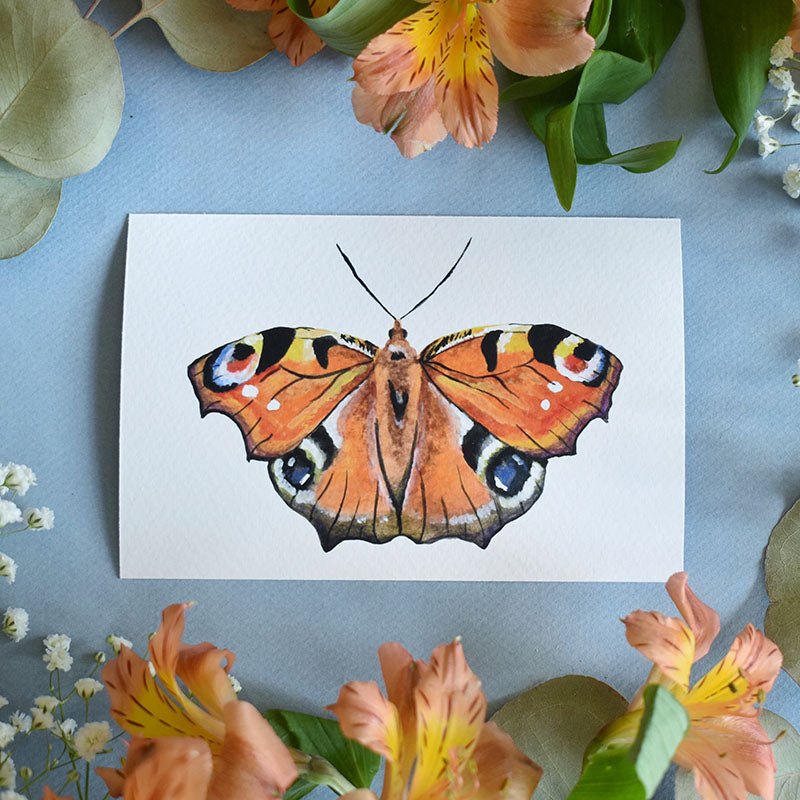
568 685 688 800
491 675 628 800
0 0 123 179
287 0 420 57
699 0 794 172
765 498 800 685
0 159 61 260
673 709 800 800
265 709 380 790
139 0 273 72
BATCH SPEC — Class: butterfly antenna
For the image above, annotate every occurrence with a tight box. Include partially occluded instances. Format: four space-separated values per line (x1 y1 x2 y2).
337 244 396 321
400 238 472 320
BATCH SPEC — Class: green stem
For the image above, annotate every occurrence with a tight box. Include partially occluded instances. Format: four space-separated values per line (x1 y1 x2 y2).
0 524 31 537
298 755 358 796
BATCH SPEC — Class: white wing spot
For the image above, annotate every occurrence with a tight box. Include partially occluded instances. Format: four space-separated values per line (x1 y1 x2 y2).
547 381 563 393
540 399 551 411
242 385 259 398
267 398 281 411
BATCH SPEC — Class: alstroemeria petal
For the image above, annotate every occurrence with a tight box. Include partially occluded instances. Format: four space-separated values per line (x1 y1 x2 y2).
790 1 800 51
480 0 595 76
43 788 73 800
123 738 214 800
148 603 192 699
328 680 402 762
469 721 543 800
102 645 224 745
407 640 487 800
666 572 720 662
434 3 497 148
176 642 237 719
209 701 299 800
684 626 782 716
269 0 335 66
392 82 449 158
674 716 775 800
624 610 695 689
353 1 463 96
352 85 409 133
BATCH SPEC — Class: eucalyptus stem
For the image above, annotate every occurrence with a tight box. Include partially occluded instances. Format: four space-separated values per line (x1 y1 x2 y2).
83 0 102 18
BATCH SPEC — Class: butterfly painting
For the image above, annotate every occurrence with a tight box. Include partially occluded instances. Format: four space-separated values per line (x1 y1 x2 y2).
188 244 622 552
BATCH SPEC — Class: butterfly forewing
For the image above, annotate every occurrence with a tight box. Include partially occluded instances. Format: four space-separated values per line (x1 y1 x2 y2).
421 324 622 459
188 326 377 459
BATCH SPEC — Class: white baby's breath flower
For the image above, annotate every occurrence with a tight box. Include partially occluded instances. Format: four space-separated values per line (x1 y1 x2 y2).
769 67 795 91
73 721 111 762
0 754 15 789
74 678 103 700
754 111 777 136
33 696 59 714
2 465 35 498
43 634 71 653
783 163 800 198
0 465 8 495
759 135 781 157
771 35 795 66
0 724 14 750
43 647 73 673
9 713 31 734
0 790 27 800
106 634 132 654
228 674 242 694
22 508 53 531
2 609 28 642
792 112 800 132
56 718 77 739
0 502 21 529
0 555 16 585
29 709 54 731
0 699 7 712
783 88 800 111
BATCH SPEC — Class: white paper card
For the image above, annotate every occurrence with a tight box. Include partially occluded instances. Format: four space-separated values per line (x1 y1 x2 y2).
120 214 684 581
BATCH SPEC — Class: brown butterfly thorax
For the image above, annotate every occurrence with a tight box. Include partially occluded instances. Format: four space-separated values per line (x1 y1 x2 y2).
374 320 423 514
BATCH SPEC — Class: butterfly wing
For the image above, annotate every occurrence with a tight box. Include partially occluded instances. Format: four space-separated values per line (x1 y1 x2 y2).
264 369 545 551
188 326 377 459
420 324 622 459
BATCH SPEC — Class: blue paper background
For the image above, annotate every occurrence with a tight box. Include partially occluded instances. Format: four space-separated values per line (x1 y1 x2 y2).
1 1 799 796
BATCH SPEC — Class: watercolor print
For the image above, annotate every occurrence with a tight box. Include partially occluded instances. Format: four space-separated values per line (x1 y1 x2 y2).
187 243 623 552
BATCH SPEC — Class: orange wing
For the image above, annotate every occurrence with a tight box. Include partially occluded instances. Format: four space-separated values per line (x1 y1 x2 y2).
267 373 546 550
420 324 622 458
188 327 377 459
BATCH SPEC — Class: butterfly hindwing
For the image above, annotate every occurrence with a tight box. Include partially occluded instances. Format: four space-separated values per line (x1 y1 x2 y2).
188 327 377 459
420 323 622 459
265 356 547 551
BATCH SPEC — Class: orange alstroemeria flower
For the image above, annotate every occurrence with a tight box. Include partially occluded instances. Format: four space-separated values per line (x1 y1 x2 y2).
328 640 542 800
790 0 800 52
352 0 595 157
614 573 783 800
225 0 336 66
43 788 73 800
97 603 298 800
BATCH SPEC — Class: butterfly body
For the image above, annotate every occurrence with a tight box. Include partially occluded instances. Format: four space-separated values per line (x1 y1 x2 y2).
189 319 621 551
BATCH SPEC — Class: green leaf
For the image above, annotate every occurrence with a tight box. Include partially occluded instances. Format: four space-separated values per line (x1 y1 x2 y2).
673 709 800 800
568 685 689 800
603 0 685 70
0 0 124 179
0 158 61 259
585 138 683 172
699 0 794 172
287 0 420 57
765 497 800 686
265 709 380 790
491 675 628 800
140 0 273 72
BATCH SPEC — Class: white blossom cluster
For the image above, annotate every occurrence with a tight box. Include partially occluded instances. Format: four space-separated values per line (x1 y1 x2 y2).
756 36 800 198
0 634 119 796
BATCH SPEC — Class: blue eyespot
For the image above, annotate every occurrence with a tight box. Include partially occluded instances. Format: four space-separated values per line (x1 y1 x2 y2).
486 450 532 497
282 451 314 490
